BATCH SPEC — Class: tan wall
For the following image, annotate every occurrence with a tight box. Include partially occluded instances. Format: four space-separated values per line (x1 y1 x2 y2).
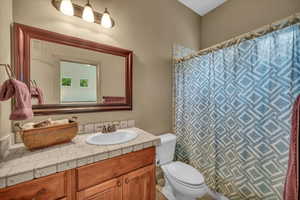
0 0 12 139
201 0 300 48
13 0 201 134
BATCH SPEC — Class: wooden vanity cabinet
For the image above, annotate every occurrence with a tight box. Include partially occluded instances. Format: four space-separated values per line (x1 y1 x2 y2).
0 147 156 200
0 171 72 200
77 177 123 200
77 165 155 200
76 147 156 200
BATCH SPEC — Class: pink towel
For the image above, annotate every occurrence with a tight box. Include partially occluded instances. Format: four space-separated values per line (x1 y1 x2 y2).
0 79 33 120
284 95 299 200
30 86 44 105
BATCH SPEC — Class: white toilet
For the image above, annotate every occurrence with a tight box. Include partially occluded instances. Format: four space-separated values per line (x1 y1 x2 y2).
157 134 228 200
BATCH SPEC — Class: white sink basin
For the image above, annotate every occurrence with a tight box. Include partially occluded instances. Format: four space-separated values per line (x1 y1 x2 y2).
86 130 138 145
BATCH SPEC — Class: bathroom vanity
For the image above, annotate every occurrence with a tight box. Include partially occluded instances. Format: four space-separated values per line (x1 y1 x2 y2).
0 128 160 200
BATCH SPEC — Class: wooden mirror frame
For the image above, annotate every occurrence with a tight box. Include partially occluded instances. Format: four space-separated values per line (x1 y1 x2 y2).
13 23 133 115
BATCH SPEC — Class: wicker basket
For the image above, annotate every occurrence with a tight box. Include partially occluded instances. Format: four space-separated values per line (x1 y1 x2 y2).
19 122 78 150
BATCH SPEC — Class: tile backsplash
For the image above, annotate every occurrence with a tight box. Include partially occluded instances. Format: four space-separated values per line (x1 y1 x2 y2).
94 123 104 132
14 119 135 144
120 121 128 129
79 120 135 134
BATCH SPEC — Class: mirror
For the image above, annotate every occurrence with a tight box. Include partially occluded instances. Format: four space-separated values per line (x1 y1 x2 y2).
14 23 133 115
30 39 126 105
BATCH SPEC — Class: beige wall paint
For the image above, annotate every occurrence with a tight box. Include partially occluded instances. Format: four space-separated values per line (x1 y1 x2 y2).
0 0 12 139
13 0 201 134
201 0 300 48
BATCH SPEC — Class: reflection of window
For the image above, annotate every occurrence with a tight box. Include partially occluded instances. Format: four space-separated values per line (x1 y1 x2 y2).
60 61 97 103
80 79 89 87
62 77 72 86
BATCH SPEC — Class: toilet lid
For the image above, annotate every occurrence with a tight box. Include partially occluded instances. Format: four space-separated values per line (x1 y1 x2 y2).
165 161 204 186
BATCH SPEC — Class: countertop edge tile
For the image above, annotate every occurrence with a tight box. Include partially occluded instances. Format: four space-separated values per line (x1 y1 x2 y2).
6 171 34 187
57 159 77 172
34 164 57 179
0 177 6 189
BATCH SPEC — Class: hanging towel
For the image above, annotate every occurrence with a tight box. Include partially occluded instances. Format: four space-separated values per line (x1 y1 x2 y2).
30 86 44 105
284 95 299 200
0 79 33 120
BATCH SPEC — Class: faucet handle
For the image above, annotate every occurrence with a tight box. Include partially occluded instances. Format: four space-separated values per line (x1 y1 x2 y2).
102 126 107 133
107 124 117 132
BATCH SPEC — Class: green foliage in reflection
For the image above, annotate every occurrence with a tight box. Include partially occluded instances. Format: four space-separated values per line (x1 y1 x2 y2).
80 79 89 87
62 77 72 86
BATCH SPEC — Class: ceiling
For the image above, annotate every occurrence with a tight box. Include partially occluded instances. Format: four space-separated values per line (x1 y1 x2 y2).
178 0 227 16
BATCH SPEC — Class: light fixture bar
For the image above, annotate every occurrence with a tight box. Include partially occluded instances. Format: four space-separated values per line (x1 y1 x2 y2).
51 0 115 27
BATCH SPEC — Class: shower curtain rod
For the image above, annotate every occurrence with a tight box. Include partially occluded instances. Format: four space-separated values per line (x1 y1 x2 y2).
175 12 300 64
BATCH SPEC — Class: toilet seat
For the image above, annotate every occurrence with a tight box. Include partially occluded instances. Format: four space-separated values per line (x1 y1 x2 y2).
163 161 204 187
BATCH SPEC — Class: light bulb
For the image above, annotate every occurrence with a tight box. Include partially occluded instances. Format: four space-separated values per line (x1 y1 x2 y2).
101 8 112 28
60 0 74 16
82 1 94 23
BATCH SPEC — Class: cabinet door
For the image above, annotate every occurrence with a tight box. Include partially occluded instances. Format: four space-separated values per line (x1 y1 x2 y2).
77 147 155 191
0 171 69 200
123 165 155 200
77 178 122 200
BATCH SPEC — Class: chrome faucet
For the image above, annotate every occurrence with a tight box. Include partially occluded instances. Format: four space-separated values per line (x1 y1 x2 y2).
102 124 117 134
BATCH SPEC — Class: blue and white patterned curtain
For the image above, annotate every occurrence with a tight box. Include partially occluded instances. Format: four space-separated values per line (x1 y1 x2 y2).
174 24 300 199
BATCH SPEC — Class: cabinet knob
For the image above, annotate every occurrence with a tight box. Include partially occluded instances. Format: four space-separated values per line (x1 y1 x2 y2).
125 178 129 184
117 181 121 187
32 188 47 200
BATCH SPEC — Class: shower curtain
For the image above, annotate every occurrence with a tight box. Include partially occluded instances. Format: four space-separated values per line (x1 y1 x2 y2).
174 24 300 199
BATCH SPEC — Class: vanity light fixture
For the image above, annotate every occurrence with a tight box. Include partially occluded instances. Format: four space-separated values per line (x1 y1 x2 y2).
101 8 112 28
82 0 94 23
59 0 74 16
52 0 115 28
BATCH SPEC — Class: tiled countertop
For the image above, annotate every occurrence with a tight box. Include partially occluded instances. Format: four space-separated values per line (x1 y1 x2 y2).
0 128 160 189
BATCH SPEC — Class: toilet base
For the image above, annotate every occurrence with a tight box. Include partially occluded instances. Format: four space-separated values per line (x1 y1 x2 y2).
162 185 201 200
161 182 229 200
161 179 205 200
161 185 177 200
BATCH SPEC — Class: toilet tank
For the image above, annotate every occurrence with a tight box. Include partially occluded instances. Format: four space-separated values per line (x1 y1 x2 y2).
156 133 177 165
